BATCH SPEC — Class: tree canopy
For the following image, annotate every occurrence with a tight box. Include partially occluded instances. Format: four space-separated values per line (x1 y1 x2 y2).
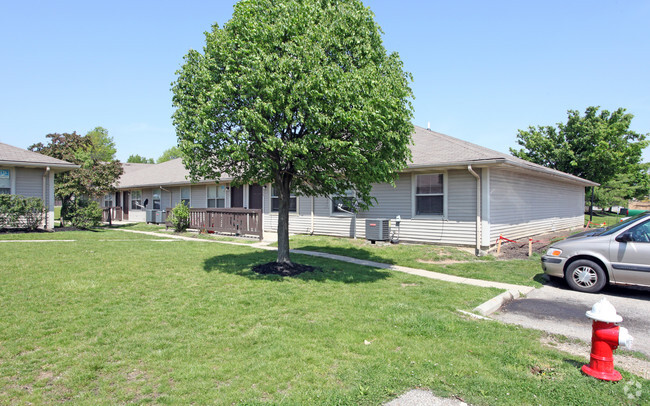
86 126 117 161
156 146 183 163
510 107 649 207
29 132 123 223
172 0 413 267
127 154 155 164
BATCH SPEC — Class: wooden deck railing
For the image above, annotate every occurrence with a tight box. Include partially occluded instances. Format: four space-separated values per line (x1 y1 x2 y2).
102 207 123 224
165 208 263 240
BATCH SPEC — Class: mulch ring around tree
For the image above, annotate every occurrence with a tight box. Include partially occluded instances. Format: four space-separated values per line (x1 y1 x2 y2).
252 262 318 277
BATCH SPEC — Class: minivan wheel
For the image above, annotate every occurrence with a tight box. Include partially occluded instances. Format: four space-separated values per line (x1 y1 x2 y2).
565 260 607 293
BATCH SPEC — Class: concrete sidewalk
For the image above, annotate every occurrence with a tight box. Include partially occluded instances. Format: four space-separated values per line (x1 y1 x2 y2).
114 228 533 313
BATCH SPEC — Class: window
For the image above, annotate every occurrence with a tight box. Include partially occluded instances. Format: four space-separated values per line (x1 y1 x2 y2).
415 173 444 215
152 190 161 210
181 187 191 207
103 194 113 208
207 185 226 208
628 220 650 243
332 190 355 214
0 169 10 194
271 186 296 212
131 190 142 210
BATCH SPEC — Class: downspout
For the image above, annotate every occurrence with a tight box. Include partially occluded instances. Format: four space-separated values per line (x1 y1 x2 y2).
467 165 482 256
42 166 50 230
310 196 314 234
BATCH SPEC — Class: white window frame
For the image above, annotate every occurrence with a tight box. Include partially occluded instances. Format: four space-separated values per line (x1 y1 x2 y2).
0 168 13 195
181 186 191 207
411 172 447 218
270 185 297 213
330 189 355 216
152 189 161 210
131 190 143 210
207 184 226 208
103 193 113 208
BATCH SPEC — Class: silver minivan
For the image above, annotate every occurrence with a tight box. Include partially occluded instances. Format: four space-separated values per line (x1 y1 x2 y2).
541 212 650 292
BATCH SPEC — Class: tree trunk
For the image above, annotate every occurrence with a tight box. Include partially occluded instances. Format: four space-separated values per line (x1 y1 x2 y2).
276 174 292 264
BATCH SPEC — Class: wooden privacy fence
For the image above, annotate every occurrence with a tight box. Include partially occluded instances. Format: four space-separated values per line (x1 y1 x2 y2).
102 207 123 224
166 208 263 240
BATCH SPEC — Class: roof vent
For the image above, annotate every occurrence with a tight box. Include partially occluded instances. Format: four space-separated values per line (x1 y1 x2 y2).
427 121 431 131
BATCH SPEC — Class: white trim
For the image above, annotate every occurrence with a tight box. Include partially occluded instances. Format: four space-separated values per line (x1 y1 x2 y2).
411 171 447 219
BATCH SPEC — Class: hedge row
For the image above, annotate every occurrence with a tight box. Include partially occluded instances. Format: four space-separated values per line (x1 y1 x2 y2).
0 195 45 230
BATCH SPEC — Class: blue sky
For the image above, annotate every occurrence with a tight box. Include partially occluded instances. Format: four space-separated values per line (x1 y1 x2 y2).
1 0 649 163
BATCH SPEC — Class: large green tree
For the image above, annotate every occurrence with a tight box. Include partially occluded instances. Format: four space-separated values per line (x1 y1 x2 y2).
86 126 117 161
172 0 413 268
29 132 123 224
156 146 183 163
510 106 649 205
127 154 155 164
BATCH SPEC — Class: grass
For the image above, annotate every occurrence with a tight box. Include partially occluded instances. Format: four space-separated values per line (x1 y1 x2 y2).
285 235 545 287
1 230 645 405
108 222 259 243
584 211 624 228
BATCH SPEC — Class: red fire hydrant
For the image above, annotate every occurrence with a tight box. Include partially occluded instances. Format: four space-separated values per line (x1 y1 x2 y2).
582 298 633 381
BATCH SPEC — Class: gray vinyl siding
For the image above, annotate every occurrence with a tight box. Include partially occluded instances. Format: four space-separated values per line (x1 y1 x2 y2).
142 189 154 209
489 168 584 241
170 187 181 208
262 170 481 245
14 168 43 198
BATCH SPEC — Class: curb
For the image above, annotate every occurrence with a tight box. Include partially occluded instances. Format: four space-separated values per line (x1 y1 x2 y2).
473 286 535 316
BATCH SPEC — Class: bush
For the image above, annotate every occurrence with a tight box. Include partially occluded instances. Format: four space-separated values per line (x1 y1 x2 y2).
169 203 190 232
69 198 102 229
0 195 45 230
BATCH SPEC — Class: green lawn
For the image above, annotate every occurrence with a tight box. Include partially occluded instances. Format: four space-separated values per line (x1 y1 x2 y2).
1 229 645 405
109 223 259 243
286 235 544 287
584 211 625 228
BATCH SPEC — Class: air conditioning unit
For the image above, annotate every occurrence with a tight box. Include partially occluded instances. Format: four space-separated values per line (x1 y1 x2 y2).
365 219 390 242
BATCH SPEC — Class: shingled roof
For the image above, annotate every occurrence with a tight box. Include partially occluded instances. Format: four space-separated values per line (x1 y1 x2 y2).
116 126 597 188
409 126 597 186
0 142 78 171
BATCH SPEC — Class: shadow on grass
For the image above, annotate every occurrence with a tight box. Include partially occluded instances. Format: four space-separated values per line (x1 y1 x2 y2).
291 245 398 266
203 251 391 284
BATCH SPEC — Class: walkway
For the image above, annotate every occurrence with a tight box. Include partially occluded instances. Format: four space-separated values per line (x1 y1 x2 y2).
114 228 533 314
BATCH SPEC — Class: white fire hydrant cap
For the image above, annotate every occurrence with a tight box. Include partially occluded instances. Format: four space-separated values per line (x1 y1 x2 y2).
586 298 623 323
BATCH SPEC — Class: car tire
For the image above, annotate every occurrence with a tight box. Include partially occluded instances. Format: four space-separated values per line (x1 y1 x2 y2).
565 259 607 293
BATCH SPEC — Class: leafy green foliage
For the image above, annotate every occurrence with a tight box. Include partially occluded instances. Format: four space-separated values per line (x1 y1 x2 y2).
29 132 123 225
168 202 190 232
510 107 649 202
68 198 103 229
127 154 155 164
85 126 117 161
172 0 414 263
593 167 650 209
0 195 44 230
156 146 183 163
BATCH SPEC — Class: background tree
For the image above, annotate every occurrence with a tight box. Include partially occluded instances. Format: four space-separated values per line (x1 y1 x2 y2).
156 146 183 163
86 126 117 161
127 154 155 164
510 106 649 207
172 0 413 271
29 132 123 224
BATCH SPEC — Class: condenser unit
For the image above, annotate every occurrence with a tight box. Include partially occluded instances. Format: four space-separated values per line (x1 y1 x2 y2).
365 219 390 242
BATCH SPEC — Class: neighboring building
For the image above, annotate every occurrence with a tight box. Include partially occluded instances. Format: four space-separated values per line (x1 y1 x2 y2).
111 126 597 250
0 142 79 229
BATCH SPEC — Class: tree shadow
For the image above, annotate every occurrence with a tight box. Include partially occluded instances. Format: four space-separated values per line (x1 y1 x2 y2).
291 245 398 266
203 251 391 284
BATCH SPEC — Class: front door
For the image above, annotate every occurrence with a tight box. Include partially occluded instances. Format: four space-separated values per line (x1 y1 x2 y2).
249 184 263 210
231 186 244 208
610 219 650 285
122 191 130 220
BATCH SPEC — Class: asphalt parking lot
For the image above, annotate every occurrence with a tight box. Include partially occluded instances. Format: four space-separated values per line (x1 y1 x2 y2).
493 277 650 356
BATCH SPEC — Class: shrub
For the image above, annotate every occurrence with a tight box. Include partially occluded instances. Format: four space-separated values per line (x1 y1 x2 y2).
0 195 45 230
69 198 102 229
169 203 190 232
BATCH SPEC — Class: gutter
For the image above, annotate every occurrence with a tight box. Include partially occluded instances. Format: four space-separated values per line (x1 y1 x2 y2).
467 165 482 256
1 161 79 171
